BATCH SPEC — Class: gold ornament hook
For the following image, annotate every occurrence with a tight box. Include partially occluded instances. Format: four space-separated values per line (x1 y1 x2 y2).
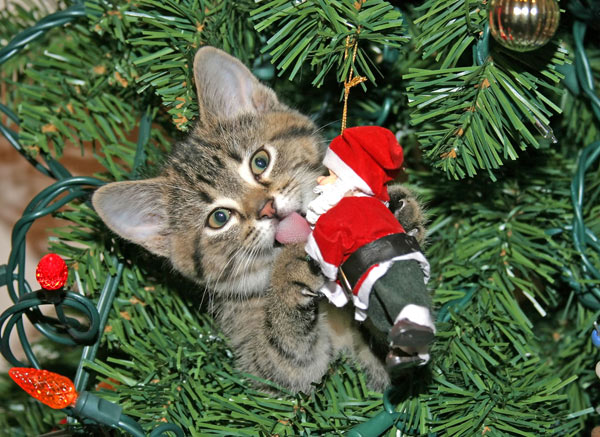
341 34 367 134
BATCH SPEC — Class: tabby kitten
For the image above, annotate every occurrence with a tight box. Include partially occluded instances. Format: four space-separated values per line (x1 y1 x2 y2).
92 46 426 393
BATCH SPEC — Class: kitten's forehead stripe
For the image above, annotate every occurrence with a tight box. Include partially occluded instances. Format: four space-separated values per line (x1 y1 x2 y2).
212 155 224 169
198 190 213 204
167 152 218 206
269 126 316 142
194 170 215 187
169 160 197 188
188 134 221 153
171 158 214 188
225 148 243 162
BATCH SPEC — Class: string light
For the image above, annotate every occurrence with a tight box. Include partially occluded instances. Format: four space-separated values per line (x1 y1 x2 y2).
36 253 68 291
9 367 78 409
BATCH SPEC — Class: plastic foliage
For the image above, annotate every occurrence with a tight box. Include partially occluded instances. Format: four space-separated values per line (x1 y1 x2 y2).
251 0 408 87
406 0 567 181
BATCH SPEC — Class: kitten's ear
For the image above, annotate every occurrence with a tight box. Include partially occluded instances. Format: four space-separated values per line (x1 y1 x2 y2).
92 179 171 257
193 46 279 120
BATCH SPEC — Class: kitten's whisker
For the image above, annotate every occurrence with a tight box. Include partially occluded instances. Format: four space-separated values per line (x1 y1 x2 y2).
243 245 262 300
227 246 248 287
235 246 258 300
220 243 258 300
239 245 260 302
313 119 341 134
207 245 246 297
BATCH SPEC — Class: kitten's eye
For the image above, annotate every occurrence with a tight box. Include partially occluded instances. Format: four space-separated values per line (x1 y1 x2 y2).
250 149 270 176
207 208 231 229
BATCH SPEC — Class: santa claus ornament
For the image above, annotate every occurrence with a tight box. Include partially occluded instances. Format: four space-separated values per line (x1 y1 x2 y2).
304 126 435 372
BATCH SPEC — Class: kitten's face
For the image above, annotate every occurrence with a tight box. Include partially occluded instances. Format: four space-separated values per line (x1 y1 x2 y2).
92 47 323 299
164 112 322 296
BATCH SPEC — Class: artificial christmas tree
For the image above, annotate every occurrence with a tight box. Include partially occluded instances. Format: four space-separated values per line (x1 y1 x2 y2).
0 0 598 436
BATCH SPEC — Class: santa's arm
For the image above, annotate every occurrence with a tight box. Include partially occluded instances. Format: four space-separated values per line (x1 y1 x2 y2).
305 231 339 282
305 227 353 308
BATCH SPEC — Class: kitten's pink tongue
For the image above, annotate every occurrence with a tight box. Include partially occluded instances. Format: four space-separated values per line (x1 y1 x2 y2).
275 212 311 244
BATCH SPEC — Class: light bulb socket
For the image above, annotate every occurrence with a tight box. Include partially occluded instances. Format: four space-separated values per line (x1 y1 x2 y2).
73 391 123 427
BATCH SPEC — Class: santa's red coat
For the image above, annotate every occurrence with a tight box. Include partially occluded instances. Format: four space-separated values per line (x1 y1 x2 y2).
306 196 431 320
306 196 405 280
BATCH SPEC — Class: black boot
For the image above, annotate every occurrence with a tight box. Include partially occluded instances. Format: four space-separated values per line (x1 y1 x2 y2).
364 260 435 373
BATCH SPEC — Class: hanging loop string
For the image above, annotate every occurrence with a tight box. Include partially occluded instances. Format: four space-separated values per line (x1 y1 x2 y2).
341 34 367 133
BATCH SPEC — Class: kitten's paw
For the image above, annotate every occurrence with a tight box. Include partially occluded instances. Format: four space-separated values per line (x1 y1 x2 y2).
352 328 391 392
271 243 324 304
388 185 427 246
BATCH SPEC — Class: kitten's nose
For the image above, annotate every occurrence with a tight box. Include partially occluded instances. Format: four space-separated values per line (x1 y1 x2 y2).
258 199 277 219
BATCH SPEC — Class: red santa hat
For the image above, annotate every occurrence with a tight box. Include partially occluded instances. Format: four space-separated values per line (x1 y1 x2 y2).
323 126 403 202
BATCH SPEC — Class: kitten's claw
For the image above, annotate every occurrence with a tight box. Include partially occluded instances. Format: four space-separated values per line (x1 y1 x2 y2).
407 228 419 238
301 289 318 297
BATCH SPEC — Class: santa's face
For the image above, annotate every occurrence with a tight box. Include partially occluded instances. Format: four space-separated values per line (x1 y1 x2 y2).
306 170 353 225
317 170 338 186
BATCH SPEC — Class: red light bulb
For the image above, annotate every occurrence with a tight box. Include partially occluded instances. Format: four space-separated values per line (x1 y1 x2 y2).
9 367 78 409
36 253 68 290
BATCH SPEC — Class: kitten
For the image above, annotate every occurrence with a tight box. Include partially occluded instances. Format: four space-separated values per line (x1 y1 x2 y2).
92 46 427 393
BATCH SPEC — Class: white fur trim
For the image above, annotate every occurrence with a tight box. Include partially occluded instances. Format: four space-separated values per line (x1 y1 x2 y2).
417 352 430 364
306 178 350 226
351 295 368 321
323 148 373 196
305 233 338 281
305 208 320 228
395 304 435 333
354 252 430 321
354 306 367 322
319 281 349 307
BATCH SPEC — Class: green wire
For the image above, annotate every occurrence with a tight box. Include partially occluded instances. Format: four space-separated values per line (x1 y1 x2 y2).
571 141 600 308
565 20 600 309
73 259 124 393
117 415 146 437
6 178 104 302
473 23 490 66
0 179 106 372
149 423 186 437
0 290 100 365
0 4 86 64
119 414 186 436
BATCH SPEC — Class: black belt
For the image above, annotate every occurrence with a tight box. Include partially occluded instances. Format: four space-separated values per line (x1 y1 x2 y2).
338 233 423 293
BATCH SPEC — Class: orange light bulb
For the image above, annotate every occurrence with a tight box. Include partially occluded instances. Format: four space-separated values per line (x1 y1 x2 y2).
9 367 78 409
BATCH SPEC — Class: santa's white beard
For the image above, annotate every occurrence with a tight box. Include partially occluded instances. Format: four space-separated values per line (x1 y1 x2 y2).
306 178 353 225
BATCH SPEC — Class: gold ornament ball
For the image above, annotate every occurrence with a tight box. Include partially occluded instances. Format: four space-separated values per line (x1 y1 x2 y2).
488 0 560 52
